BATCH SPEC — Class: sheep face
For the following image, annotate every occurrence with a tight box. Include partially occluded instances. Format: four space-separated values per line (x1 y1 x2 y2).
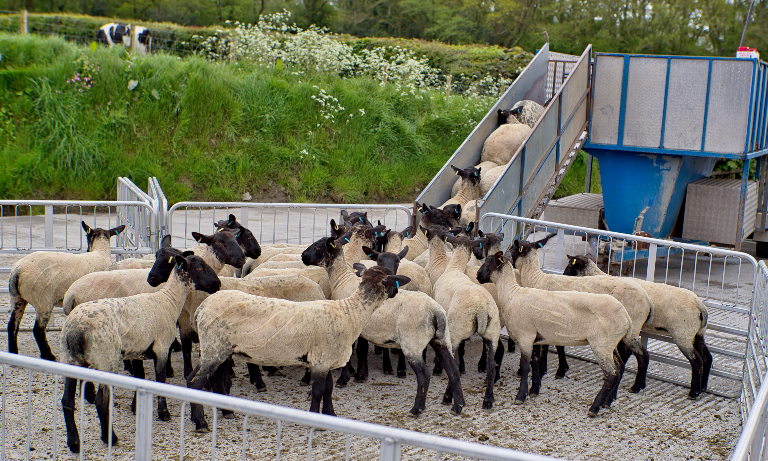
477 251 506 284
508 233 556 268
176 254 221 294
214 215 262 260
361 245 409 274
420 225 449 243
81 221 125 251
418 203 452 228
450 165 481 187
341 210 371 227
497 108 521 125
359 265 411 299
192 231 246 268
473 230 504 260
146 247 185 286
441 204 462 223
563 255 592 277
301 236 344 268
445 234 486 254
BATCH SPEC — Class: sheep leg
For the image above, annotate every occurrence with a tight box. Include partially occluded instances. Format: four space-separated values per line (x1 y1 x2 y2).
382 348 393 375
336 361 352 388
624 337 649 393
321 371 336 416
95 384 118 446
529 345 542 397
458 340 466 374
165 347 175 378
33 313 57 361
555 346 569 379
301 369 312 386
62 377 81 453
374 345 384 355
589 349 624 416
482 339 495 409
397 350 407 378
212 359 235 419
508 338 516 353
247 363 267 392
83 381 96 405
154 354 171 421
187 362 219 432
123 360 133 374
696 334 713 392
678 342 704 399
441 345 460 406
432 342 464 415
310 370 329 414
493 339 505 383
355 338 369 382
432 352 444 376
406 355 429 416
514 344 532 405
477 344 488 373
7 296 27 355
178 311 195 380
538 345 548 377
130 360 146 414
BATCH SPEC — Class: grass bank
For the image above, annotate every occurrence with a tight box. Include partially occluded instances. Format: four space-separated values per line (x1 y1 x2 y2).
0 33 596 204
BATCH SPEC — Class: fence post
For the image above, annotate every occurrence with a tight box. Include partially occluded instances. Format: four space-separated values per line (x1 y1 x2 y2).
134 389 153 461
45 205 54 248
229 37 236 63
130 24 138 52
446 75 452 96
20 10 28 34
380 437 401 461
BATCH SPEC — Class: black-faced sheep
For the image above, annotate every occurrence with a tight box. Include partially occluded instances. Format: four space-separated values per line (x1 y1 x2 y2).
563 255 712 398
8 222 125 361
510 235 653 394
504 100 546 128
441 165 482 210
60 252 221 453
187 266 411 431
478 252 631 415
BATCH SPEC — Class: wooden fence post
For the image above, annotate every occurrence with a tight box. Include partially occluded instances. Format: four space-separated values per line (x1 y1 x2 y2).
229 38 236 63
130 24 137 52
446 75 452 96
20 10 28 34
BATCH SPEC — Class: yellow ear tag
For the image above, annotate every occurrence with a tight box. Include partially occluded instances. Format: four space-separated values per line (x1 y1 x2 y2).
455 171 459 175
333 224 338 230
168 256 173 264
87 228 92 234
519 246 523 252
570 260 576 265
423 229 428 237
329 241 336 248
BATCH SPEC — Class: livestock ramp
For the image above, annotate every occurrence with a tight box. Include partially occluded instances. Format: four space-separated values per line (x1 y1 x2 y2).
415 43 591 248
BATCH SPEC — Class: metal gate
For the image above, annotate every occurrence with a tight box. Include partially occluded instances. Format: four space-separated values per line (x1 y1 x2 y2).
479 212 756 399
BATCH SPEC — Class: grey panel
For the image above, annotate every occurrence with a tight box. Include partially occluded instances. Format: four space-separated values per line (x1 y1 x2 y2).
561 57 589 129
623 57 667 148
479 154 523 219
415 43 549 209
563 100 587 152
521 146 557 216
704 60 754 154
663 59 709 151
523 98 560 183
590 56 624 145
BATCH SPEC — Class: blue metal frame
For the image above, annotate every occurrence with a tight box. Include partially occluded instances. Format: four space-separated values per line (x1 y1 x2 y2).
584 53 768 161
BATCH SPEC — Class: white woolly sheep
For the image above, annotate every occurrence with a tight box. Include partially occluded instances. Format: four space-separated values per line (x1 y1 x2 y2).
245 266 331 299
432 234 501 409
477 251 631 416
564 255 712 398
441 165 482 209
60 252 221 453
504 100 546 128
479 163 508 197
8 222 125 361
400 204 454 261
480 122 531 165
452 161 499 197
186 265 411 431
510 235 653 393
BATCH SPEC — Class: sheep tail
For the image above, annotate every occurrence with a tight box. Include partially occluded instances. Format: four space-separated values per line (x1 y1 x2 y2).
62 291 76 315
432 308 448 342
696 298 709 335
65 329 87 366
8 269 20 299
475 311 489 337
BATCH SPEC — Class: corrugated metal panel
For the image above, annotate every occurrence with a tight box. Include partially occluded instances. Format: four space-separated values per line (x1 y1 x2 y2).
623 57 667 148
703 60 754 154
663 59 709 151
590 56 624 145
542 193 603 229
682 178 758 245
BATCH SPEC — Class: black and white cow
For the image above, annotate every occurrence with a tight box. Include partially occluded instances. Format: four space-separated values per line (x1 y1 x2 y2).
96 23 152 54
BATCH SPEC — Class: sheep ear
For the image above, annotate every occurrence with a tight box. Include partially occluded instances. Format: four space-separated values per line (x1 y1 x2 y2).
161 234 172 248
445 235 457 245
451 165 461 176
330 219 340 232
362 246 379 260
420 203 429 214
401 226 413 238
228 214 237 226
384 274 411 289
465 222 474 233
419 225 428 237
497 232 504 239
81 221 92 234
173 254 187 270
352 263 366 277
495 251 504 264
474 237 488 249
182 250 195 257
339 231 353 245
109 225 126 236
192 232 212 245
340 210 350 221
535 232 557 248
397 246 409 260
478 229 486 238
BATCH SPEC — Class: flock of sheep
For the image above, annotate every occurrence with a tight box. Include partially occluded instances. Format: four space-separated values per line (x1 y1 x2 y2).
4 99 712 454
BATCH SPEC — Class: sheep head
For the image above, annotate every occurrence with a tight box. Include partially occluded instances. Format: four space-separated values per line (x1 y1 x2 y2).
301 235 346 268
563 254 593 277
214 214 262 260
359 265 411 299
147 248 188 286
450 165 481 187
473 230 504 260
81 221 125 252
477 251 506 284
361 245 408 274
174 253 221 294
192 231 246 269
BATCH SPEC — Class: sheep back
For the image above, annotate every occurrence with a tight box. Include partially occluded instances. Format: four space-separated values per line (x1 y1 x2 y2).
63 268 162 315
245 267 332 298
480 123 531 165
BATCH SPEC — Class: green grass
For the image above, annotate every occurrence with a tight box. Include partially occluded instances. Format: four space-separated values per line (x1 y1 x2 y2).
0 33 592 204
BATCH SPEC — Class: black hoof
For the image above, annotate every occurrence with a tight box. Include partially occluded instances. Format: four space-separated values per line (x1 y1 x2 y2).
194 422 210 433
222 410 235 419
354 375 367 382
513 399 524 405
629 384 645 394
68 441 80 453
158 409 171 421
255 383 268 392
450 404 463 415
166 368 175 378
688 390 701 400
335 381 348 389
587 410 598 417
432 369 443 376
101 433 118 445
42 353 57 362
409 407 423 417
555 371 567 379
441 396 452 406
481 400 493 410
383 369 393 376
397 370 407 379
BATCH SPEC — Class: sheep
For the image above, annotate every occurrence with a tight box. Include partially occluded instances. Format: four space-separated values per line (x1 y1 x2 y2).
400 203 454 261
452 162 499 197
432 234 501 409
301 238 464 413
213 214 263 276
60 252 221 453
563 255 712 398
460 199 479 227
383 226 414 253
504 100 546 128
480 122 531 165
477 251 631 415
479 163 508 197
96 23 152 54
7 222 125 361
510 234 653 393
245 266 332 299
242 246 307 274
186 265 412 431
440 165 482 209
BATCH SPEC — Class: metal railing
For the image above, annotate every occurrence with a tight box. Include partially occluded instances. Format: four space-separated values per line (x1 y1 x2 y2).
0 351 561 461
166 202 412 248
480 212 757 400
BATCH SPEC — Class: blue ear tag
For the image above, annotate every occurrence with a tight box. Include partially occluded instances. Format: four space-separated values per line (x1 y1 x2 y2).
228 220 234 226
176 262 183 270
479 243 482 248
538 243 543 248
396 281 400 288
237 230 243 238
375 232 378 237
345 238 349 243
